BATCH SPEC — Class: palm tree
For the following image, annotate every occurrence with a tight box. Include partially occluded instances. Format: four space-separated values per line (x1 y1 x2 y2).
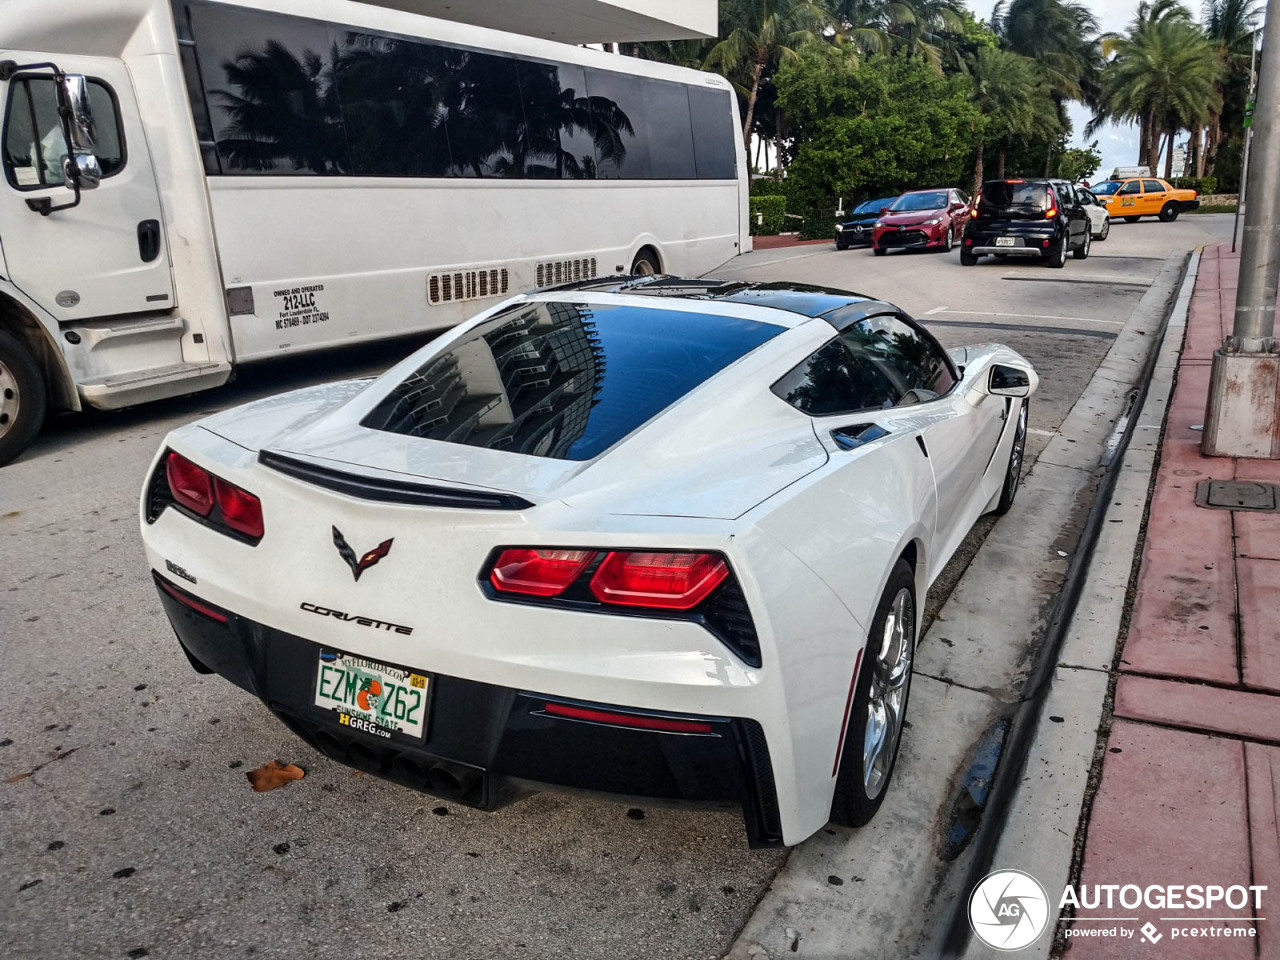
831 0 967 68
992 0 1100 102
1201 0 1262 176
966 47 1042 194
704 0 833 145
1092 5 1221 174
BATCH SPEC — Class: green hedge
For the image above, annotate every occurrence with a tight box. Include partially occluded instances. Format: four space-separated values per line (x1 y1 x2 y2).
750 195 787 236
1170 175 1218 195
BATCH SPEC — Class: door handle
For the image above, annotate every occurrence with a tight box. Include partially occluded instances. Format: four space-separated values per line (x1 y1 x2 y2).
137 219 161 263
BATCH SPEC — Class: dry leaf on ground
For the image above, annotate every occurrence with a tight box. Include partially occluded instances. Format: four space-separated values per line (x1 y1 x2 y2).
245 760 305 792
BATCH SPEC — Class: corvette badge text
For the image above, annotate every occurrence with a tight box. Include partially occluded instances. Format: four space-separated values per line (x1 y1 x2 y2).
969 869 1265 951
301 602 413 635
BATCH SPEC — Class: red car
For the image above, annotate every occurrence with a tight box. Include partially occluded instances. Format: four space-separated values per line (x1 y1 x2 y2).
871 188 971 256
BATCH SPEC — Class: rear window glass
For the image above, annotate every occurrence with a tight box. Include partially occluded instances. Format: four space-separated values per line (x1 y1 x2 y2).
361 300 783 461
980 181 1049 212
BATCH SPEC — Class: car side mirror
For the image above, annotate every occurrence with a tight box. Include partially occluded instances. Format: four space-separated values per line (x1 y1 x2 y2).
989 364 1031 398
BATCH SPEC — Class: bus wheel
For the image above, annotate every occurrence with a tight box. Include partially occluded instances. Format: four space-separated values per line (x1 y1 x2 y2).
0 329 47 467
630 249 660 276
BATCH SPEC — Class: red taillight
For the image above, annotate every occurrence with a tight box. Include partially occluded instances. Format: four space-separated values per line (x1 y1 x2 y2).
489 548 594 597
167 452 214 516
214 478 264 539
542 702 713 734
589 551 728 611
1045 187 1058 219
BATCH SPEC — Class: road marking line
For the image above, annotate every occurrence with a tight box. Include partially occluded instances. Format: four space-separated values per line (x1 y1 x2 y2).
1028 428 1057 437
1002 274 1152 287
929 307 1123 326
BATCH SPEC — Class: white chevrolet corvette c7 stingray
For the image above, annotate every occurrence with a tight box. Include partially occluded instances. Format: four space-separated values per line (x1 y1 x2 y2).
139 276 1038 847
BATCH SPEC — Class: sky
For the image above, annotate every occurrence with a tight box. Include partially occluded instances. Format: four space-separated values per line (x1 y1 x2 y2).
966 0 1144 180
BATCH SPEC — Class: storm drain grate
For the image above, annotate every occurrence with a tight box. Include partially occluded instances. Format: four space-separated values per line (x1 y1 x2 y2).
1194 480 1280 512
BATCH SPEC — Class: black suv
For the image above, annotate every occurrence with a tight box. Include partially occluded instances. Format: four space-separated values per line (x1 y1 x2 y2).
961 178 1091 268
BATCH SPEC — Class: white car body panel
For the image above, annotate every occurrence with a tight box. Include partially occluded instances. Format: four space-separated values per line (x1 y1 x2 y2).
139 286 1038 845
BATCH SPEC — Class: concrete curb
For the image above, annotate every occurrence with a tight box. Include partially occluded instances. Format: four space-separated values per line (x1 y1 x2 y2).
724 254 1196 960
956 251 1200 960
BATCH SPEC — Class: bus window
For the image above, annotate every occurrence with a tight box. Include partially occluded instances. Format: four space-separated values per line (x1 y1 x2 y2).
689 86 736 180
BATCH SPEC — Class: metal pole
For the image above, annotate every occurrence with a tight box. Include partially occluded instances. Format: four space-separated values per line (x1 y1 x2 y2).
1232 34 1259 252
1234 3 1280 343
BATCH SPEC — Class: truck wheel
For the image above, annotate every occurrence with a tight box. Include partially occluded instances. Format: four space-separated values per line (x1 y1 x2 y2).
1159 202 1179 222
0 329 47 467
630 249 660 276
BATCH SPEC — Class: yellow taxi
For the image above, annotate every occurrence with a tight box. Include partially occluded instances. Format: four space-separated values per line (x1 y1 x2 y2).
1088 177 1200 222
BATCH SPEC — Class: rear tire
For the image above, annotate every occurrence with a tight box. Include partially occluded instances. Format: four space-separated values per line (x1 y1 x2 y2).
1045 239 1067 268
630 249 660 275
1073 230 1091 260
1124 215 1141 223
993 401 1029 515
830 559 916 828
0 329 47 468
1159 202 1179 222
960 249 979 266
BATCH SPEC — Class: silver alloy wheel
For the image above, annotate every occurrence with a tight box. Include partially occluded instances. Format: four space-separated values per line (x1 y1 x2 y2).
0 357 19 439
864 586 914 800
1005 403 1028 500
944 226 953 251
1101 218 1110 240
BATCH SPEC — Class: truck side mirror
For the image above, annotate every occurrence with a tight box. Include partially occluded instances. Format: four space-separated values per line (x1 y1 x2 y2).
58 73 98 152
63 153 102 190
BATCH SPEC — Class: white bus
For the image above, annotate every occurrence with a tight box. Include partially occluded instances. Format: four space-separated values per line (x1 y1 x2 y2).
0 0 748 464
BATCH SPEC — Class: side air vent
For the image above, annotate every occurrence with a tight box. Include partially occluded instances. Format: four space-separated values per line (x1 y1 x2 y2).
258 451 534 510
535 258 598 288
428 268 511 306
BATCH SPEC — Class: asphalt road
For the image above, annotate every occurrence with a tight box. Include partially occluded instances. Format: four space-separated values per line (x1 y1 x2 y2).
0 214 1233 960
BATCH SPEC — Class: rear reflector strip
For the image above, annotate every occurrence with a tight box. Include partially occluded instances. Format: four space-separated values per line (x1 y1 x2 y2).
542 702 715 735
157 578 229 623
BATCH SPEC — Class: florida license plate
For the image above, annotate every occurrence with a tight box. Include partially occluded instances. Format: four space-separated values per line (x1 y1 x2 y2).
995 237 1016 247
315 650 429 739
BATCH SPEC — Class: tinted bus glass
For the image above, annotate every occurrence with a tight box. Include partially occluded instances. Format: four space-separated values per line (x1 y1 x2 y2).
689 86 736 179
174 0 733 181
362 301 782 461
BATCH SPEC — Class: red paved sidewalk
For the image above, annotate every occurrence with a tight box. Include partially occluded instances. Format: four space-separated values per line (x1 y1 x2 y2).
1070 245 1280 958
750 234 832 250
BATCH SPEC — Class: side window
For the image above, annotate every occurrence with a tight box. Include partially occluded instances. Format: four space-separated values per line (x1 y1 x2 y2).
3 77 125 189
844 314 956 404
1143 179 1164 193
1118 180 1142 195
771 338 902 416
688 86 735 179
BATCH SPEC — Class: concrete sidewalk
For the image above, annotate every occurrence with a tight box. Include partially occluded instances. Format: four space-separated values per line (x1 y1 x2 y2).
1069 244 1280 957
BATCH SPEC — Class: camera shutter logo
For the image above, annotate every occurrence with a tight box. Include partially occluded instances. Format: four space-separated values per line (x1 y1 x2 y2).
969 870 1050 951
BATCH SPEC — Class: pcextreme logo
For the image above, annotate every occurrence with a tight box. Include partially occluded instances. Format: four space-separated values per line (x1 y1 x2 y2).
969 870 1267 951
